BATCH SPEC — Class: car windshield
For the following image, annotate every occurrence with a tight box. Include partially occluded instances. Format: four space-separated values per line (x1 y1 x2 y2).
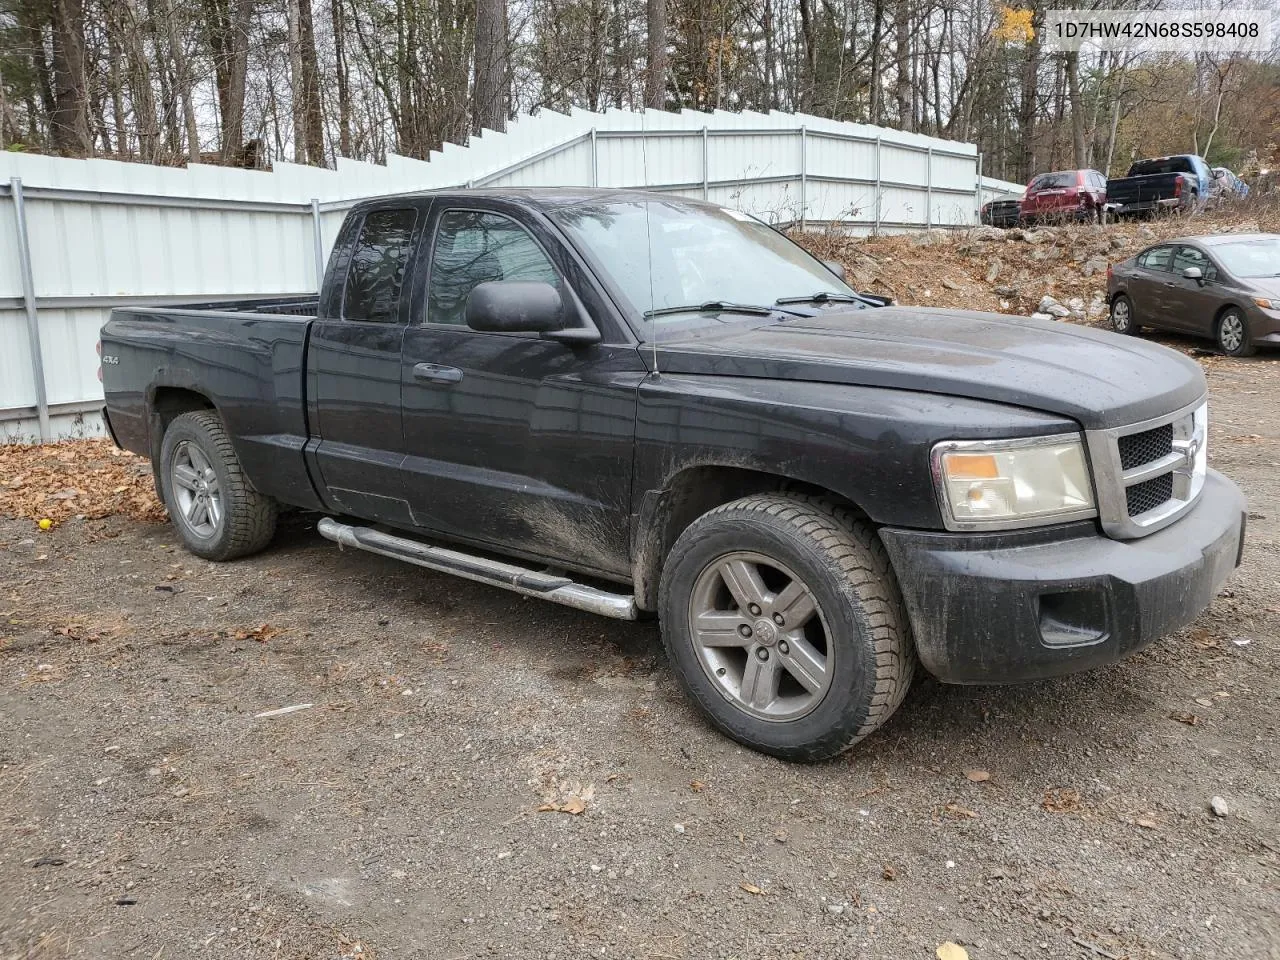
1212 238 1280 278
1028 172 1076 190
548 198 860 337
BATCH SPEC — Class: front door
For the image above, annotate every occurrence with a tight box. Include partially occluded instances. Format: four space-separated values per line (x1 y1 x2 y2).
308 204 423 525
398 203 644 578
1167 244 1226 337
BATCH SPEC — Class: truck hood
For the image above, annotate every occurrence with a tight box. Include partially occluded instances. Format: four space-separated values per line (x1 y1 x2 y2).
651 306 1206 430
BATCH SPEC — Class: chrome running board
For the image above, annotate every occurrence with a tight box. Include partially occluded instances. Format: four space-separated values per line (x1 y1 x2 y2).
316 517 638 620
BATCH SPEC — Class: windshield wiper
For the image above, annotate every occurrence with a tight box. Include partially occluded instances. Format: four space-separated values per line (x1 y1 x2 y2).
643 301 777 319
775 291 863 305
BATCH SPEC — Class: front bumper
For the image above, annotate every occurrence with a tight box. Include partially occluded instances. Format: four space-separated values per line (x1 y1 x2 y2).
879 469 1246 684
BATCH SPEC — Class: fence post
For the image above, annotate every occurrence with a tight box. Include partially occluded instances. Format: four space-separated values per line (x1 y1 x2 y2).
926 147 933 230
310 198 325 293
874 137 882 237
590 127 598 187
701 126 709 200
975 152 984 223
11 178 49 442
799 125 808 230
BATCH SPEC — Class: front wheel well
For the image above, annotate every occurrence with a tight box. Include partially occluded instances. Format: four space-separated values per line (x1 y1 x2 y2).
632 465 867 611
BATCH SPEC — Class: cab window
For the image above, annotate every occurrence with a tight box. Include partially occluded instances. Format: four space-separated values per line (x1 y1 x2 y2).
342 208 418 322
426 210 559 326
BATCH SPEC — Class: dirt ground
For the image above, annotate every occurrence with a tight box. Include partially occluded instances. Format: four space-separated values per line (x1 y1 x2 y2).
2 336 1279 960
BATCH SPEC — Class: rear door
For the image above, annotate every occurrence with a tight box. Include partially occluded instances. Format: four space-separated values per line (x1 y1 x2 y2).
307 203 424 524
397 200 645 578
1130 245 1176 327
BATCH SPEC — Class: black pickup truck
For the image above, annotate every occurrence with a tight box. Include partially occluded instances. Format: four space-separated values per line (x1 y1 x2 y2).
100 189 1246 760
1106 154 1213 218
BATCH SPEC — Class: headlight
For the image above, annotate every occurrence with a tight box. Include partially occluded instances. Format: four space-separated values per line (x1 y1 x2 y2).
931 434 1096 531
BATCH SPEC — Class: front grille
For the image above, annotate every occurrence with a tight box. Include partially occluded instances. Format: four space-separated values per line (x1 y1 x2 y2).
1118 424 1173 470
1125 472 1174 517
1088 399 1208 538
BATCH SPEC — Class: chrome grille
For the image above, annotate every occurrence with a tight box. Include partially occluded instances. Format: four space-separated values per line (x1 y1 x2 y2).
1125 473 1174 516
1085 398 1208 539
1118 424 1173 471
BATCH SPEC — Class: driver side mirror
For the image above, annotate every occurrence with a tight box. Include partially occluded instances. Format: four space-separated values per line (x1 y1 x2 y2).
466 280 565 334
823 260 847 281
1182 266 1204 285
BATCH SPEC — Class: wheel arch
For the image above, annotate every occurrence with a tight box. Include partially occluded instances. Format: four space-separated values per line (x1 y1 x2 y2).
146 386 218 495
631 463 867 612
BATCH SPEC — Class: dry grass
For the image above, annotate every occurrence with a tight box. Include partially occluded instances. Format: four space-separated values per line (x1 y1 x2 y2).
795 196 1279 318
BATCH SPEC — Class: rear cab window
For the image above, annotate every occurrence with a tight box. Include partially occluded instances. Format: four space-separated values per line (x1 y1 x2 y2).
343 208 419 322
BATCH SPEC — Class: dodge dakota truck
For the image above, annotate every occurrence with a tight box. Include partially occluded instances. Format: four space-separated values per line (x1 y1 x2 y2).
100 189 1246 761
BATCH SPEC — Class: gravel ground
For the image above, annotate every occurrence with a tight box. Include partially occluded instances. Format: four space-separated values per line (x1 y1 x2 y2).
2 338 1278 960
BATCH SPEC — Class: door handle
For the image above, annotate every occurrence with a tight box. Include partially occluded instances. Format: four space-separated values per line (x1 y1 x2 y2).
413 362 463 384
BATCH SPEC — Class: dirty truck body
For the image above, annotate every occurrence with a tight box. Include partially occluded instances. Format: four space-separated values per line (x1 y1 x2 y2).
101 189 1246 760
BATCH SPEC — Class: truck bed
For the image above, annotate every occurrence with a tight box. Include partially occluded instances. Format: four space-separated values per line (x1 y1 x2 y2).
1106 173 1185 212
100 298 323 510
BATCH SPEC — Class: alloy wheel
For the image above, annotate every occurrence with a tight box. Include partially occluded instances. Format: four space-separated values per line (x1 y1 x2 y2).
688 551 834 721
171 440 223 539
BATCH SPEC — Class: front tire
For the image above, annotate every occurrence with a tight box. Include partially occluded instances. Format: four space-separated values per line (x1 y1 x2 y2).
658 494 915 761
159 410 278 561
1111 294 1139 335
1217 308 1256 357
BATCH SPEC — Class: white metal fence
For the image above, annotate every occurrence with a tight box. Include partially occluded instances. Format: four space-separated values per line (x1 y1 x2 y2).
0 106 1024 441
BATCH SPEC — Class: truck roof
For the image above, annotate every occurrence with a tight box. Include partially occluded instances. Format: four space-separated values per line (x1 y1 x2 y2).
348 186 708 214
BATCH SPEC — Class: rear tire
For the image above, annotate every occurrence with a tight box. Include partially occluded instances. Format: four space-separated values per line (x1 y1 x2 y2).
1110 294 1139 335
159 410 278 561
658 494 915 761
1216 308 1256 357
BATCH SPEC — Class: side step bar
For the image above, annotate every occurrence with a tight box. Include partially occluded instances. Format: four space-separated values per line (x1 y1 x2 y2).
316 517 638 620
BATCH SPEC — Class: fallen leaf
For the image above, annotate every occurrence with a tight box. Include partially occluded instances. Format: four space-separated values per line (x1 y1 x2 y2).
944 802 978 819
937 942 970 960
963 768 990 782
1042 788 1082 813
1194 697 1214 707
739 882 764 895
234 623 281 642
689 780 705 793
1170 712 1200 726
1135 818 1159 829
537 797 587 816
882 864 898 881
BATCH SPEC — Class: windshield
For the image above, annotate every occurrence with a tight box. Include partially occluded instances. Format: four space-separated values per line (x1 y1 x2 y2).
1028 172 1076 190
1213 238 1280 279
549 199 859 336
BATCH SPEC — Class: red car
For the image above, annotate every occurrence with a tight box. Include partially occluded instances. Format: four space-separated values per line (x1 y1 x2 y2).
1020 169 1109 224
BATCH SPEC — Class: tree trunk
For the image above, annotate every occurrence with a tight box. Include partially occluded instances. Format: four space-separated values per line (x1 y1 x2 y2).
1017 6 1041 181
331 0 352 157
762 0 775 111
797 0 817 111
161 0 201 161
1065 50 1086 168
645 0 666 109
473 0 509 133
894 0 912 131
224 0 252 161
49 0 92 155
